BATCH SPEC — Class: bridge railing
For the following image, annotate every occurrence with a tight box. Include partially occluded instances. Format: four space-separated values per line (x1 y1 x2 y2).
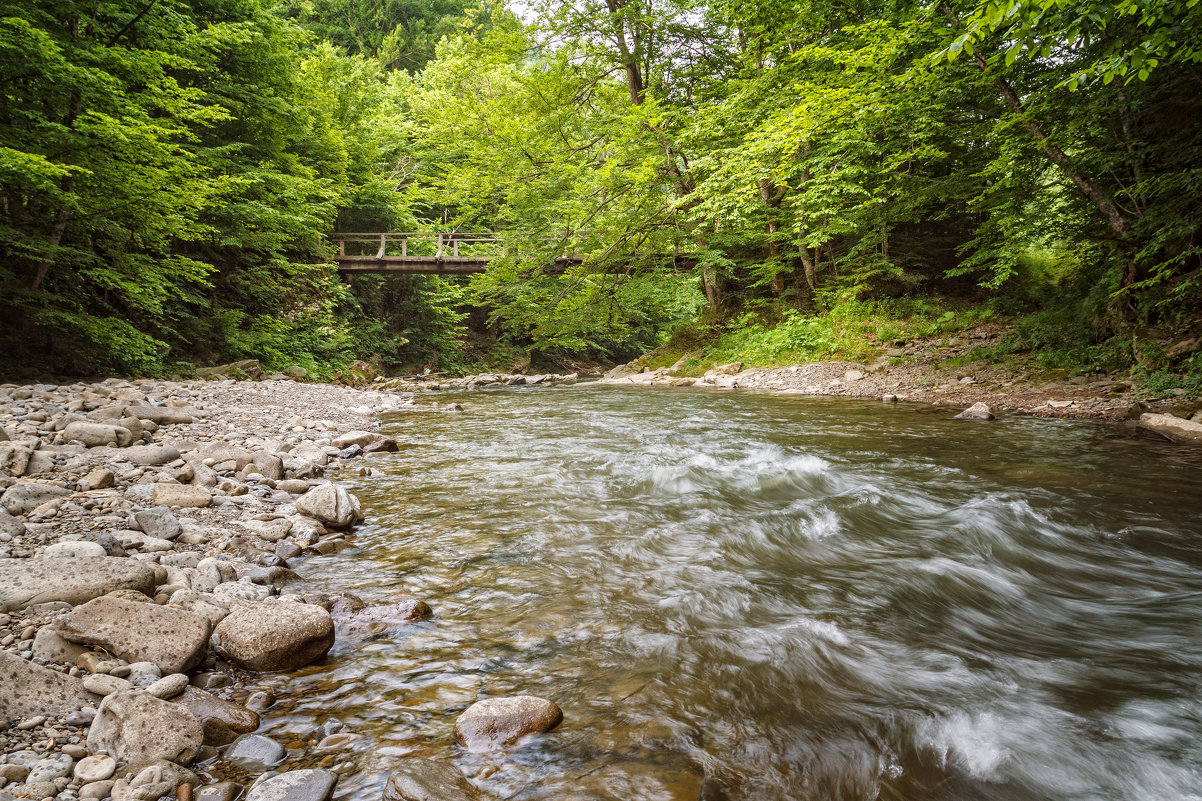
334 232 514 260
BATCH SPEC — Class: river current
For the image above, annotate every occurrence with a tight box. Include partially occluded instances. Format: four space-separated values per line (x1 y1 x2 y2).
250 386 1202 800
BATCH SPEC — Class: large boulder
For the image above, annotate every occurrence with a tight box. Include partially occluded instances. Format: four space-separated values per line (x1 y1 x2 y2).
383 760 499 801
453 696 563 752
88 689 204 765
1139 412 1202 444
63 421 134 448
55 596 211 674
331 431 398 453
294 484 362 529
213 601 335 672
1 481 70 515
0 556 155 611
173 687 259 746
244 769 338 801
0 650 94 722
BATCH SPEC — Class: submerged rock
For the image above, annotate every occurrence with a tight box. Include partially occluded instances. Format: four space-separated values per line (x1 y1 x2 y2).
244 769 338 801
225 734 286 771
383 760 499 801
453 696 563 752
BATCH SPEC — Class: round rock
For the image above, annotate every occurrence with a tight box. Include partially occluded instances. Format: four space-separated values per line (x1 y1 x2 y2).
453 696 563 752
74 755 117 783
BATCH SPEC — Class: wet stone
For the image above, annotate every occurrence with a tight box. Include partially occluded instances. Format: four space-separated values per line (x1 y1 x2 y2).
383 760 499 801
453 696 563 752
224 734 286 772
244 769 338 801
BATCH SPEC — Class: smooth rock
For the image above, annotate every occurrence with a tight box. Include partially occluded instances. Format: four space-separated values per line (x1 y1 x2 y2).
147 673 189 699
132 507 182 541
383 760 499 801
0 650 94 721
196 781 243 801
954 402 995 421
79 468 116 491
55 596 211 674
153 484 212 508
31 625 89 663
225 734 286 771
213 601 334 672
64 421 134 448
294 484 361 529
83 673 134 696
1 481 70 516
126 406 193 425
1139 412 1202 444
124 445 181 466
453 696 563 751
244 769 338 801
88 689 204 765
173 686 259 746
44 540 108 558
74 756 117 784
0 557 155 611
330 431 398 453
80 779 117 799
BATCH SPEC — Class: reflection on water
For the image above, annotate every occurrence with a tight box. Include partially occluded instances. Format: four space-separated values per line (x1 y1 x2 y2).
248 387 1202 800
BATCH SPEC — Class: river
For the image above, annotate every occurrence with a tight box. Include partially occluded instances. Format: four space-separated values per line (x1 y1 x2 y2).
247 386 1202 800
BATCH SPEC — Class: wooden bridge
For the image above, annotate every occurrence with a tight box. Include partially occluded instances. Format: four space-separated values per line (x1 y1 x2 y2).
332 232 693 274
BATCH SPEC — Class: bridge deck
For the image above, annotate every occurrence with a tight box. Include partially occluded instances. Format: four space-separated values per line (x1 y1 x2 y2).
331 232 691 275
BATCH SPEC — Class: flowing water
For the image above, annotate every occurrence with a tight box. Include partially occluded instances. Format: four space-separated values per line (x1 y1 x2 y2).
250 387 1202 800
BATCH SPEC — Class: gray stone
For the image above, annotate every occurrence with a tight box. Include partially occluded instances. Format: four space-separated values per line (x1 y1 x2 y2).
27 753 74 783
168 589 230 627
225 734 286 771
1139 412 1202 444
124 445 181 466
0 508 26 539
294 484 361 529
0 556 155 611
1 481 70 515
80 779 117 799
83 673 134 696
126 405 194 425
153 483 212 508
147 673 189 699
132 506 182 540
113 759 198 794
64 421 134 447
213 601 334 672
383 760 499 801
244 769 338 801
55 596 211 674
32 625 89 663
331 431 398 453
88 689 204 765
453 696 563 752
44 540 108 558
251 453 284 480
0 650 94 721
74 755 117 784
79 467 116 491
954 402 995 421
0 445 30 477
173 686 259 746
15 780 58 798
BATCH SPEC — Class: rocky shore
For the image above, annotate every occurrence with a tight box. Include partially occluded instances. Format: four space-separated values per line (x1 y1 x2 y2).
595 329 1202 438
0 377 561 801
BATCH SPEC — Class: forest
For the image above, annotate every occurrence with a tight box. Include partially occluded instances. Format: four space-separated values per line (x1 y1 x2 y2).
0 0 1199 384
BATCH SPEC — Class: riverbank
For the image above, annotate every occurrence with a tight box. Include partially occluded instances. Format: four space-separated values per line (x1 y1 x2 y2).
0 377 546 801
597 324 1202 426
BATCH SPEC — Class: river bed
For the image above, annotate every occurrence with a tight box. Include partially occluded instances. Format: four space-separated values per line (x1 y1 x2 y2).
253 387 1202 800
